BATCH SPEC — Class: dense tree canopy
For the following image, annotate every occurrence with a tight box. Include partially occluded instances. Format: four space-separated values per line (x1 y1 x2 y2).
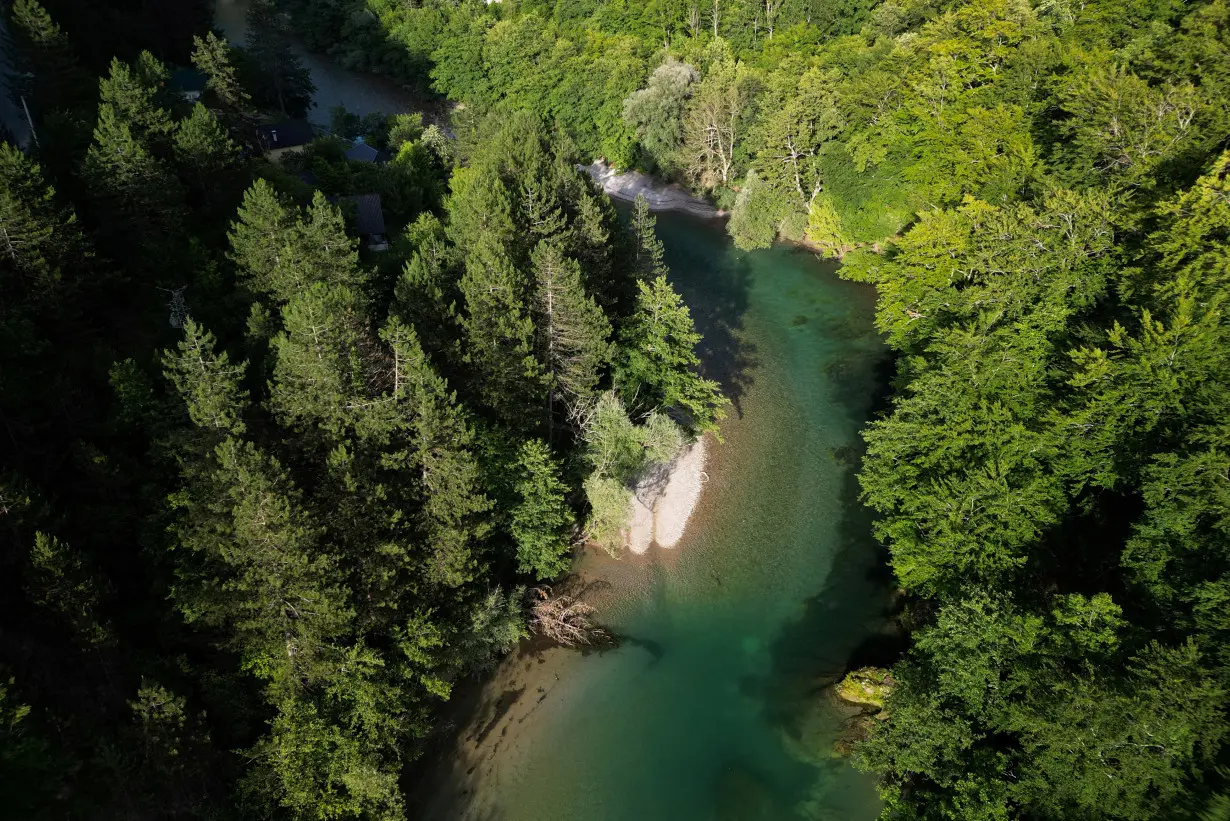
0 3 721 818
276 0 1230 817
3 0 1228 818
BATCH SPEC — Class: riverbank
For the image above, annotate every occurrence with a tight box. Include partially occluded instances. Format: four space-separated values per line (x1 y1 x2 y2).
582 160 723 218
413 207 890 821
628 436 708 554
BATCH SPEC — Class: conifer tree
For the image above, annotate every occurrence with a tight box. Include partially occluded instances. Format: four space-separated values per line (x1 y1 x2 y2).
27 532 111 648
458 238 544 429
382 318 492 588
615 276 725 433
81 103 184 240
173 104 240 200
3 0 90 113
98 55 175 149
629 194 669 283
0 143 86 304
530 240 612 424
168 436 351 691
191 31 252 112
268 283 378 438
510 440 573 579
228 179 297 296
394 213 461 363
230 185 366 305
161 318 249 436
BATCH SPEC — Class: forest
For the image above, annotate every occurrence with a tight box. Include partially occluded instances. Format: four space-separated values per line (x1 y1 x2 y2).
3 0 1229 819
0 0 722 817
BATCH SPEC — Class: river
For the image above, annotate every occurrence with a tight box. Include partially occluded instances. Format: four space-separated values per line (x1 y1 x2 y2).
214 0 419 126
210 4 893 817
0 13 34 148
414 207 892 821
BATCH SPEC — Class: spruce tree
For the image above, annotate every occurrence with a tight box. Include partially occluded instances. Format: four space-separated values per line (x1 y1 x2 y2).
268 283 378 438
97 55 175 149
510 440 573 579
615 276 725 433
191 31 252 112
458 237 544 429
382 318 492 588
168 436 351 691
81 103 184 241
629 193 669 283
530 240 612 424
161 318 248 436
173 104 240 200
0 143 86 303
228 179 297 298
3 0 90 113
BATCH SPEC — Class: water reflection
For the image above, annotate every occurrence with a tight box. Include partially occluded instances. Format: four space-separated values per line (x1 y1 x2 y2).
214 0 417 125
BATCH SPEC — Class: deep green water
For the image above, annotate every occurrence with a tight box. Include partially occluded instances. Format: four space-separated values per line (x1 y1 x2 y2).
427 211 894 821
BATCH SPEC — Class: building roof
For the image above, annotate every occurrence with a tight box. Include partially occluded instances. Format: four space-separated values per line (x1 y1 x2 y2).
344 139 391 164
170 67 208 93
255 120 315 151
342 194 387 237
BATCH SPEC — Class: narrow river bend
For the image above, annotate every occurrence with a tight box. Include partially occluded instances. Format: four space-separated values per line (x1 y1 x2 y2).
416 209 892 821
210 4 893 816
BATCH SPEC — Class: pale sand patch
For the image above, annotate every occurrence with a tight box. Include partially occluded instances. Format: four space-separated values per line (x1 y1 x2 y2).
654 437 707 547
580 160 723 219
625 437 708 554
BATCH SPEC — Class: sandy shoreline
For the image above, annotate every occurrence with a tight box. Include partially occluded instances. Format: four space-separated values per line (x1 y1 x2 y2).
627 437 708 554
581 160 723 219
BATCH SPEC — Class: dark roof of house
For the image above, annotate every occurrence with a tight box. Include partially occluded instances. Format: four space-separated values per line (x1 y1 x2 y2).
343 194 386 237
255 120 315 150
170 67 208 93
344 140 391 164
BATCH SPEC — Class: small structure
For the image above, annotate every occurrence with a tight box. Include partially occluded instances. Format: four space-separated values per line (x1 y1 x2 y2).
344 136 391 165
256 120 315 161
343 193 389 252
169 68 208 102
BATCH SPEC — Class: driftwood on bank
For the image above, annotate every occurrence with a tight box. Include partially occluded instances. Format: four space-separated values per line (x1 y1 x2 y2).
528 586 608 647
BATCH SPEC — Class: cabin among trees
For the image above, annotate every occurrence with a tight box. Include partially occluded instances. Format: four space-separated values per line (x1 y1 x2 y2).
255 119 314 160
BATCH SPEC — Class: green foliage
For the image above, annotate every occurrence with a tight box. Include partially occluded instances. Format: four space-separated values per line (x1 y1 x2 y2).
728 170 794 250
622 57 697 174
81 103 184 241
191 31 252 112
4 0 91 113
0 10 728 816
97 54 174 147
852 151 1230 820
510 440 573 579
173 104 240 195
616 275 726 433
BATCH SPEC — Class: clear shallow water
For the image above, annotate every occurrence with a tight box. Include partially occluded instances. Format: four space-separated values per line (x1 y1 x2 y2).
422 212 893 821
208 3 894 808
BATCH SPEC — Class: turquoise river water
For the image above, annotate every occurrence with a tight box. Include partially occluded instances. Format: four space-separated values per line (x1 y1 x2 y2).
417 210 894 821
210 3 895 811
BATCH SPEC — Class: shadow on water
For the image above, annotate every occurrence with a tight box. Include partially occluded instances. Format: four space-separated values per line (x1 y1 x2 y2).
653 212 759 418
746 342 902 810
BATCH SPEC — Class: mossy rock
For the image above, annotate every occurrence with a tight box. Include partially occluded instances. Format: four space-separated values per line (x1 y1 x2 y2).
834 667 893 711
